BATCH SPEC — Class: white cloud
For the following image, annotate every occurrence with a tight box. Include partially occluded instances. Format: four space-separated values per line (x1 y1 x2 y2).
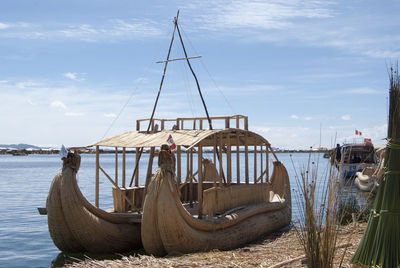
0 19 163 41
345 87 381 95
104 113 117 118
50 100 67 110
16 81 40 89
0 22 11 29
65 112 84 117
304 116 312 121
63 72 85 82
291 114 299 119
0 80 8 83
27 99 38 106
189 0 334 31
341 114 351 121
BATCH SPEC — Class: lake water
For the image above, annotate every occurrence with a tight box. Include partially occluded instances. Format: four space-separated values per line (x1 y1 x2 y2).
0 152 369 268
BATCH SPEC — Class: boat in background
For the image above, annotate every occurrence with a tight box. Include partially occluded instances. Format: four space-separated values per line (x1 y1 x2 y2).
332 138 377 178
354 146 386 192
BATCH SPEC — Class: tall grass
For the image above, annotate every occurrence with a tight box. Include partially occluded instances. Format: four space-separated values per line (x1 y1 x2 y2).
292 152 342 268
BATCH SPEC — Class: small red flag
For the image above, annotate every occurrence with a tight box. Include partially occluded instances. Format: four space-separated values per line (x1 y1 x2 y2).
355 130 358 135
167 134 176 150
360 131 362 136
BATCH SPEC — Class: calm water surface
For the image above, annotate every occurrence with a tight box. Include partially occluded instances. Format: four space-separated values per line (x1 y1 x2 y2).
0 152 368 267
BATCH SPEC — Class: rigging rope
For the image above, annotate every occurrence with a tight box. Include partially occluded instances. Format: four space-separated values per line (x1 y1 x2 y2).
180 25 237 115
101 61 155 140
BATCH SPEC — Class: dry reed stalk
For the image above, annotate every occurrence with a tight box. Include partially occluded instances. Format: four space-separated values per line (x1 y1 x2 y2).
292 152 343 268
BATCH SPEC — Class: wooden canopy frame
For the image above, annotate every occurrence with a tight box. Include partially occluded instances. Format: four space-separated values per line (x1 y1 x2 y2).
89 115 279 217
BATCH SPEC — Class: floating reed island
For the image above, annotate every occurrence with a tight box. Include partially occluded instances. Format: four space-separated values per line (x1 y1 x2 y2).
62 222 367 268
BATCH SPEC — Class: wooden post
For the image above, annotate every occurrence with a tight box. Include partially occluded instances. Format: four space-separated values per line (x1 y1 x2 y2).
236 115 240 128
244 117 248 130
161 120 165 130
198 145 203 219
193 119 196 130
227 132 231 185
135 148 139 187
122 147 126 188
266 145 269 181
213 137 217 166
95 146 100 208
245 132 249 184
136 120 140 131
189 149 194 207
176 119 180 130
115 147 118 186
199 119 203 130
145 147 155 188
219 132 223 186
236 130 240 184
177 145 181 185
185 150 190 201
254 138 257 183
225 117 230 129
260 145 263 183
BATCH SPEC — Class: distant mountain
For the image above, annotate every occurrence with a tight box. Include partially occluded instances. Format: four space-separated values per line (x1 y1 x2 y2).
0 143 44 150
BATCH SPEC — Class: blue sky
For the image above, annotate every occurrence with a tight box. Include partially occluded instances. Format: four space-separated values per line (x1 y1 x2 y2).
0 0 398 149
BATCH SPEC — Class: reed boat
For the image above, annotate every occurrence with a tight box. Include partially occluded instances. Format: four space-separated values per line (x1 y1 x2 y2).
354 146 386 192
46 156 141 253
141 131 291 256
332 139 377 178
44 11 291 255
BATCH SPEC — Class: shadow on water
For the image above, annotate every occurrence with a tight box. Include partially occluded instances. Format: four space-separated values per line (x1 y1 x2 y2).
50 248 147 267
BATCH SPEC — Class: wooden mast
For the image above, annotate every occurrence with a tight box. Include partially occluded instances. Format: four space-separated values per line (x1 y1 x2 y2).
128 10 179 187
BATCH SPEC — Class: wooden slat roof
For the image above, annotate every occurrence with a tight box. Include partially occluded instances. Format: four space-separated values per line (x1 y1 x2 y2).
89 129 270 148
89 129 222 148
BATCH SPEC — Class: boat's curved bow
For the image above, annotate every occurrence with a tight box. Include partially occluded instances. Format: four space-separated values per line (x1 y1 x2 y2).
46 163 141 253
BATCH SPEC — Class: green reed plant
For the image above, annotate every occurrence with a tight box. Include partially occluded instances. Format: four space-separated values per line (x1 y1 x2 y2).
352 64 400 267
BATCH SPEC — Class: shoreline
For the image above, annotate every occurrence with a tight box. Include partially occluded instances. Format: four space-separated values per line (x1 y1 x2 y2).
63 222 367 268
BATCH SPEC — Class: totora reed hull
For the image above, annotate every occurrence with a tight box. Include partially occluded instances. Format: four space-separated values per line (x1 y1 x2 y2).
46 164 142 253
141 150 291 256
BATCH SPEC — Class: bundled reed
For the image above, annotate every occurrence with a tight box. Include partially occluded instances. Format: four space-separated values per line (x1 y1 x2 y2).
293 154 341 268
352 65 400 267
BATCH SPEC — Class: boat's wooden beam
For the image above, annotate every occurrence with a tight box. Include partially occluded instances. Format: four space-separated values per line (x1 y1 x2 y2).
266 145 269 181
268 144 279 161
99 165 135 209
135 148 139 187
198 144 203 219
177 145 181 186
122 147 126 188
96 145 100 208
156 55 202 64
189 149 194 206
145 147 155 189
260 145 263 183
115 147 118 186
254 139 257 183
219 132 223 186
256 169 268 183
245 132 249 184
236 129 240 184
227 133 231 185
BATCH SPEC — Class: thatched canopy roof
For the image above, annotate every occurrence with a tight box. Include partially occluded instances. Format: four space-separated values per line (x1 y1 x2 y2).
89 129 270 149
